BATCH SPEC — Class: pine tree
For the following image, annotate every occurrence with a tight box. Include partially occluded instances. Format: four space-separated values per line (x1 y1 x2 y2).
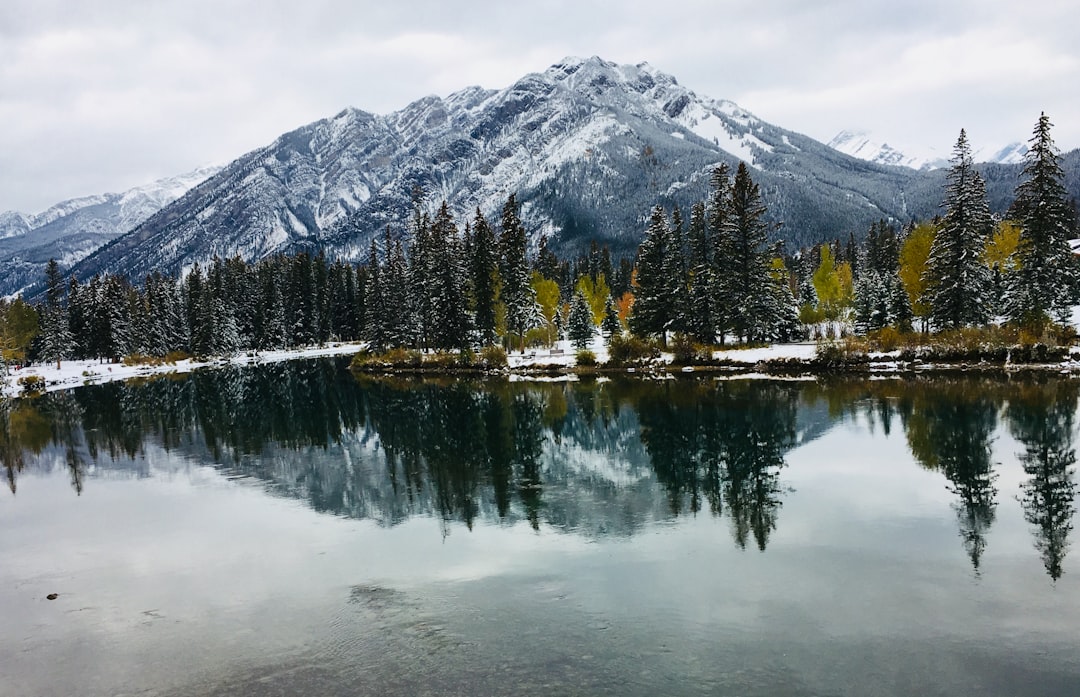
568 290 594 350
601 294 622 341
470 208 501 345
428 202 470 349
925 130 993 329
499 194 538 351
723 162 778 343
385 236 414 347
709 164 736 343
685 201 714 343
363 239 388 351
1005 113 1077 328
39 259 74 369
629 205 670 341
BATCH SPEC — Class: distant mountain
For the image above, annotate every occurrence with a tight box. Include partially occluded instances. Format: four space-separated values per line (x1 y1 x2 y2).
828 129 1028 171
40 57 1080 288
0 166 220 296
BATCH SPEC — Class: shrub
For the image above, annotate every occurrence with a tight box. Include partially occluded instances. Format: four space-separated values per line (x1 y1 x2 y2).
608 334 660 366
575 349 598 367
123 353 166 367
670 333 710 365
18 375 46 395
478 345 508 368
813 338 869 368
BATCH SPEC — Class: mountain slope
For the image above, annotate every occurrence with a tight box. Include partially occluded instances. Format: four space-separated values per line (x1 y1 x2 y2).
829 129 1027 171
64 57 1080 285
0 166 220 296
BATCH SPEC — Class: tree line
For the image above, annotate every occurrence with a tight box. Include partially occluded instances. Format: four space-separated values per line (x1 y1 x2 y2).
792 114 1080 338
2 114 1078 370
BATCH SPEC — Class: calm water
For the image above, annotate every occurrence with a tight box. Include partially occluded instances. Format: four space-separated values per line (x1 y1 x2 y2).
2 360 1079 696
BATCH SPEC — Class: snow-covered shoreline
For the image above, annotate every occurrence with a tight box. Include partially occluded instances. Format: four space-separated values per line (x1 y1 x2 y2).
1 342 366 398
8 337 1080 399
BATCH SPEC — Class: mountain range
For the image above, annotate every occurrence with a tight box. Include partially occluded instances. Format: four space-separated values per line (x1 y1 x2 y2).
4 56 1079 297
827 129 1030 171
1 166 220 296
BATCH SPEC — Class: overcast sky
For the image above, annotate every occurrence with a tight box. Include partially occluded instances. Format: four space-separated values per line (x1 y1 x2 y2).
2 0 1078 214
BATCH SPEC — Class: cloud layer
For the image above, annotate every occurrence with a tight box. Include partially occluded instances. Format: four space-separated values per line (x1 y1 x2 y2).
2 0 1077 213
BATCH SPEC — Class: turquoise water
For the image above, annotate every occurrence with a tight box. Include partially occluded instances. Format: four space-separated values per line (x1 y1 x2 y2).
2 361 1078 696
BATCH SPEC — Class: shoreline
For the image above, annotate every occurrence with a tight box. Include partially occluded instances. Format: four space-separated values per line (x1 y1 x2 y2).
7 341 1080 399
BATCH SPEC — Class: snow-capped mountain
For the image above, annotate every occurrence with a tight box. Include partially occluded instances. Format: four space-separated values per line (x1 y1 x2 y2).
70 57 950 284
828 129 1027 170
54 57 1079 288
0 166 220 296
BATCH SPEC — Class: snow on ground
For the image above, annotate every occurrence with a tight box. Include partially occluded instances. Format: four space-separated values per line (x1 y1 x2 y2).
711 343 818 364
11 306 1080 398
1 343 365 398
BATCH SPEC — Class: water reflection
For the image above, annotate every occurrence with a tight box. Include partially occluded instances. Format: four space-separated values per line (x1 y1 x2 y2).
3 362 1079 579
1006 382 1080 581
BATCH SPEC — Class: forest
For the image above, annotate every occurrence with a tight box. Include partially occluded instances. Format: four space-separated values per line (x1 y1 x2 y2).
2 114 1078 370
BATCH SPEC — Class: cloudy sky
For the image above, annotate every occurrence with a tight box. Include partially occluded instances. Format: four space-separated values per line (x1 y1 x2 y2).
2 0 1078 214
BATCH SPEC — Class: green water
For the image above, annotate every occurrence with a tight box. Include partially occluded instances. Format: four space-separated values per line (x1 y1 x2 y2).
2 360 1078 696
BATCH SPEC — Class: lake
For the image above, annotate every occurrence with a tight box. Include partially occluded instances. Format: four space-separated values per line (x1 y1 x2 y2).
2 359 1078 696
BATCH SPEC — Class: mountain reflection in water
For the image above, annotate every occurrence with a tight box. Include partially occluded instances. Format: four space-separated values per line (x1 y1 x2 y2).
2 359 1077 579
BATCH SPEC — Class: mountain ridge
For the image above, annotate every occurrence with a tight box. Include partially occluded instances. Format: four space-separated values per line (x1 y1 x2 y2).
0 165 221 296
8 56 1079 296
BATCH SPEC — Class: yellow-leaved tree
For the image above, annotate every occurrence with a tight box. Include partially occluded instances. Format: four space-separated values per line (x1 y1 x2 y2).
812 245 853 321
898 221 938 332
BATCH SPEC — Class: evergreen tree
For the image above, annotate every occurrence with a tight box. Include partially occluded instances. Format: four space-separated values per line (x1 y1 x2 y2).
925 130 993 329
1005 113 1078 328
723 162 779 343
499 194 538 351
67 277 89 359
685 201 714 343
709 164 736 343
363 239 388 351
601 294 622 341
568 290 594 350
384 236 414 347
428 202 470 349
663 205 691 335
39 259 74 369
470 208 501 346
629 205 670 341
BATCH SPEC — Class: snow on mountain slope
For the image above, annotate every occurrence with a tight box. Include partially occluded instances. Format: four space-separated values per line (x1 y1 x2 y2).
829 129 1027 170
66 56 1076 287
0 165 221 296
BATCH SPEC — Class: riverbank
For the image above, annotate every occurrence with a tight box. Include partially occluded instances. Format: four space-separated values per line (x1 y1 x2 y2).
0 343 366 398
8 337 1080 399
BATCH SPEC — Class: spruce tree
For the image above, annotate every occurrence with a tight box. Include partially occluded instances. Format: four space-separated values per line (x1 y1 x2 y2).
685 201 714 343
363 239 387 351
663 205 690 334
470 208 501 345
709 164 735 343
601 295 622 341
39 259 74 369
723 163 776 343
925 129 993 329
1005 113 1077 328
629 205 670 341
568 290 594 350
499 194 538 351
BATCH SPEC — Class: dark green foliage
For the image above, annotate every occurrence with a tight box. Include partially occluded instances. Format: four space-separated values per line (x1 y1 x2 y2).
469 208 500 345
500 194 539 346
925 130 992 329
1006 114 1078 328
568 290 594 350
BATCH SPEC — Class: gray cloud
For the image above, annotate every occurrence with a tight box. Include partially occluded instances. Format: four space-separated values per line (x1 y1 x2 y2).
2 0 1077 213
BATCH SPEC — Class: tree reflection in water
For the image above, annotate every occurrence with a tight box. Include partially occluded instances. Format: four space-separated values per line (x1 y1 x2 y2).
2 361 1078 578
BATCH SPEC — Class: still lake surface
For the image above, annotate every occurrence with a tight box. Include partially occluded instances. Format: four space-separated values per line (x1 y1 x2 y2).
2 358 1079 696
